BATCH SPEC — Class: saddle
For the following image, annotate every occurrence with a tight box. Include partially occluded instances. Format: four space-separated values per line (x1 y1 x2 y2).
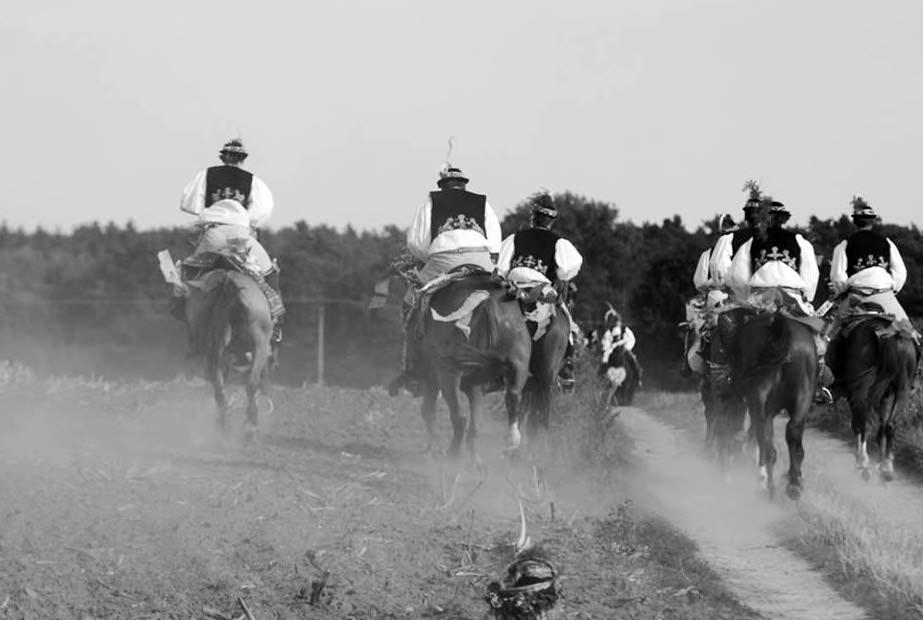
409 265 496 338
182 251 285 321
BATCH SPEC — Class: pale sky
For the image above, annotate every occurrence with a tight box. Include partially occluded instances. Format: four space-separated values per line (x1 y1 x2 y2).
3 0 922 232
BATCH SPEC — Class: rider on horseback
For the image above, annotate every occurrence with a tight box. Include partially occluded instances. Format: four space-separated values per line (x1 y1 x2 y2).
824 196 913 397
177 139 284 353
600 307 642 387
495 191 583 388
390 163 502 393
724 197 829 402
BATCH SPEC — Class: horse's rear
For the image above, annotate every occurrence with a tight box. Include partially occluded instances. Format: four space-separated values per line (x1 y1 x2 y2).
424 274 532 457
524 306 569 438
186 269 273 434
729 311 817 499
841 318 920 480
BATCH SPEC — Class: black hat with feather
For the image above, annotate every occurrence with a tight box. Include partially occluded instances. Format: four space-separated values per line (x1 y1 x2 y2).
850 195 877 221
742 179 762 211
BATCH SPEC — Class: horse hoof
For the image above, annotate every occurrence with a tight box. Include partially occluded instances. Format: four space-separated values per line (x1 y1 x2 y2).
880 469 895 483
786 483 802 501
860 468 872 482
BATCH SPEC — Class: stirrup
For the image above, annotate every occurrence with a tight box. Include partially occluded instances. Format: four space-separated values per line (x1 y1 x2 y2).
814 387 833 405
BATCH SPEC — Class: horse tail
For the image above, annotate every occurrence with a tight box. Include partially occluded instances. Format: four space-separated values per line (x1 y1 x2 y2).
206 273 242 363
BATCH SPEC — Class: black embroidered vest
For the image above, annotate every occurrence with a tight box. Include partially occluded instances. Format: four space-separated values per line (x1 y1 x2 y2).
731 228 754 255
845 230 890 276
429 190 487 240
750 228 801 273
205 166 253 208
510 228 560 280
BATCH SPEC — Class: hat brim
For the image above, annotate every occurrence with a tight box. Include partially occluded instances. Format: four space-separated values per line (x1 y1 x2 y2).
437 176 468 186
532 207 558 218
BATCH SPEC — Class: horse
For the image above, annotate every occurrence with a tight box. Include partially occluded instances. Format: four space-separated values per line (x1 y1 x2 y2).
184 268 273 434
597 344 641 414
521 306 570 440
719 307 818 500
832 316 920 481
418 273 533 458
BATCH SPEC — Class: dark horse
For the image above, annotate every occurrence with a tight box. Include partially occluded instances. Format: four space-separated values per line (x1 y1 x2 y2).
419 273 533 457
599 345 641 409
719 307 818 499
185 269 273 434
833 316 920 481
521 307 570 440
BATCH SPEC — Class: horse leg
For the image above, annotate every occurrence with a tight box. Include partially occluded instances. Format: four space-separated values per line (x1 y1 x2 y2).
420 379 439 454
462 382 482 460
437 372 465 459
207 360 229 433
244 338 271 439
504 363 529 455
784 416 807 500
877 389 899 481
848 391 871 479
748 394 775 498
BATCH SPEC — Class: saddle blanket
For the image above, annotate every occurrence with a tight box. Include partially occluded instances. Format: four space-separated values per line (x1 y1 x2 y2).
431 290 490 338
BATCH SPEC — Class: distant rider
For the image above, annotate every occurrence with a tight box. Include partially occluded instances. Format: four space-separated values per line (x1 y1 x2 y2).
599 308 642 387
825 196 912 398
178 139 283 347
496 191 583 388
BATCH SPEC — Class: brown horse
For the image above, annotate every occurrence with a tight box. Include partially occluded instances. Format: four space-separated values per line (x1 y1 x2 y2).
719 308 818 499
522 307 570 439
185 269 273 434
420 274 533 458
833 317 920 481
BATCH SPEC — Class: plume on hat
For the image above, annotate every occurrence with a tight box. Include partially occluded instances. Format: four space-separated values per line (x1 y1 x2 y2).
742 179 762 205
850 195 877 219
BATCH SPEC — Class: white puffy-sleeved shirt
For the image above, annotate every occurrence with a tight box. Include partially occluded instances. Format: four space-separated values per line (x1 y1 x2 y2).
407 192 502 260
727 233 819 301
601 325 636 362
693 248 712 292
708 232 735 286
830 237 907 295
180 167 274 228
496 232 583 285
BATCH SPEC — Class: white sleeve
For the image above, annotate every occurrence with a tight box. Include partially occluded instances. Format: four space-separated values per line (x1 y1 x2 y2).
889 239 907 292
407 198 432 261
180 170 207 216
554 238 583 281
623 326 636 351
247 176 274 228
693 249 711 292
708 233 733 285
727 239 753 299
484 200 502 254
600 328 614 361
796 235 819 301
496 234 516 276
830 240 849 294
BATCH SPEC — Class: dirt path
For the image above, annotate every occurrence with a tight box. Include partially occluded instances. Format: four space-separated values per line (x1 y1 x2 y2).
618 406 870 620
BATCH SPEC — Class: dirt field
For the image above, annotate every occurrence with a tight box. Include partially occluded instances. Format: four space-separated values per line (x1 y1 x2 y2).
0 369 759 620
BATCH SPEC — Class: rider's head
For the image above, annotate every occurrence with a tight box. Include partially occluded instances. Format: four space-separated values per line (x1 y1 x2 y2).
742 179 762 226
604 306 621 328
528 191 557 230
719 213 737 233
850 195 878 230
219 138 248 166
437 165 469 190
767 200 790 228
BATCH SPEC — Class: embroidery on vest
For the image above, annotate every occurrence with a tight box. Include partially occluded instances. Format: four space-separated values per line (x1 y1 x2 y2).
754 246 799 271
437 214 486 236
854 254 890 272
210 187 247 204
510 255 549 275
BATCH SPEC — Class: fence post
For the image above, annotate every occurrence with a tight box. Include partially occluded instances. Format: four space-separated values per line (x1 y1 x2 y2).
316 302 325 386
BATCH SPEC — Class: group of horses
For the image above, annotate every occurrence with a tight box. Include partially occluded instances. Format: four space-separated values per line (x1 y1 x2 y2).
687 295 920 499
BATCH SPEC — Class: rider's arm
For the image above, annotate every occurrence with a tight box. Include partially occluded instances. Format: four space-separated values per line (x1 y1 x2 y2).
622 326 636 351
554 238 583 282
708 233 733 285
495 234 516 277
830 240 849 294
888 239 908 293
407 198 432 261
484 200 502 255
247 176 275 228
180 170 207 216
693 249 711 292
796 235 819 302
726 239 752 299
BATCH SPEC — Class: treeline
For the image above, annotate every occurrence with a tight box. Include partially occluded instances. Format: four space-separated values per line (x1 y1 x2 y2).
1 196 921 387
